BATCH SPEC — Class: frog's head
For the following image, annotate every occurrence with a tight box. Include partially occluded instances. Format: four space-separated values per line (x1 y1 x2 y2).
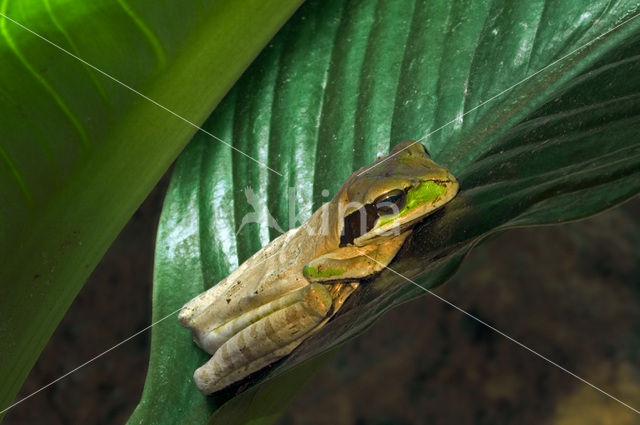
335 141 459 247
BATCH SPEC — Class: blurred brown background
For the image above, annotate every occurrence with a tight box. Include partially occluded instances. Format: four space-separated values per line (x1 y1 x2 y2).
4 170 640 425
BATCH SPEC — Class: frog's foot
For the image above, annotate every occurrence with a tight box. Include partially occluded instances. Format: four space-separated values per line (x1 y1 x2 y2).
324 282 359 316
193 283 333 394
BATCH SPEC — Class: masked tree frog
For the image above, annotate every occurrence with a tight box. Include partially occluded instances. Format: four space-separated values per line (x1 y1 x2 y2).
178 141 459 394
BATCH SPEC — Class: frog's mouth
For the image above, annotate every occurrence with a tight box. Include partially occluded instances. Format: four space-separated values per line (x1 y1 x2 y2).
340 179 458 247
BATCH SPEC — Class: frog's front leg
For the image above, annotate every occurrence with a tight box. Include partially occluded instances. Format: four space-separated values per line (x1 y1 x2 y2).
303 231 411 283
192 283 333 394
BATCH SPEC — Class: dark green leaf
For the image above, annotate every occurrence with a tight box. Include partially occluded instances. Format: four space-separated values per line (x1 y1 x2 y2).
146 0 640 423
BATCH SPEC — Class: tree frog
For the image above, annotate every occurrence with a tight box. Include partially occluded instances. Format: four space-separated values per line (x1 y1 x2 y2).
178 141 459 394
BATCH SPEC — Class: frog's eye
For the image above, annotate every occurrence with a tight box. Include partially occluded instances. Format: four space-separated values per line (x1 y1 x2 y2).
374 189 406 216
339 189 407 246
340 203 377 246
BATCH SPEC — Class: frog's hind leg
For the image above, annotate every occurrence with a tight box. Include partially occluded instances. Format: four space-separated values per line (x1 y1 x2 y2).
193 283 333 394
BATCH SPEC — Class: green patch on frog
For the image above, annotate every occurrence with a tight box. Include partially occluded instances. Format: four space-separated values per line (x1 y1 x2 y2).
376 181 447 227
302 265 347 279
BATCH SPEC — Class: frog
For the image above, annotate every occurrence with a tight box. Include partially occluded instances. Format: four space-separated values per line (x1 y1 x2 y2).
178 140 459 394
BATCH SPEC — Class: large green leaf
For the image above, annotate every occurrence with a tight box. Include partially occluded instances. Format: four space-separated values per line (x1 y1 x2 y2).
0 0 304 417
144 0 640 423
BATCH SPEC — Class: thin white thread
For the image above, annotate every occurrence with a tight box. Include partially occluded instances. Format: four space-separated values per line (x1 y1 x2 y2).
0 308 181 416
0 12 282 177
357 250 640 416
357 11 640 176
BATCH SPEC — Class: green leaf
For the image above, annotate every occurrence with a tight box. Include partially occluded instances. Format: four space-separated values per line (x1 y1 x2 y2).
0 0 304 417
145 0 640 423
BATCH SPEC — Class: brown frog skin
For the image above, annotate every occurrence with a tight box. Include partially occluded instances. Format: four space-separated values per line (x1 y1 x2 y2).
178 141 459 394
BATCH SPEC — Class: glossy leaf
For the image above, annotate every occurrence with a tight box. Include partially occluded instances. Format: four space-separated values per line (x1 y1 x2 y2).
146 0 640 423
0 0 304 417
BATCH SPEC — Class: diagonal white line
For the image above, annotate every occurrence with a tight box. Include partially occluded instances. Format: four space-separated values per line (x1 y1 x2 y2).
356 250 640 416
0 240 285 416
357 11 640 177
0 12 282 177
0 307 181 416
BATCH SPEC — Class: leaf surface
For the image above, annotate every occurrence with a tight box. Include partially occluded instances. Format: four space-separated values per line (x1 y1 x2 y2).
147 0 640 423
